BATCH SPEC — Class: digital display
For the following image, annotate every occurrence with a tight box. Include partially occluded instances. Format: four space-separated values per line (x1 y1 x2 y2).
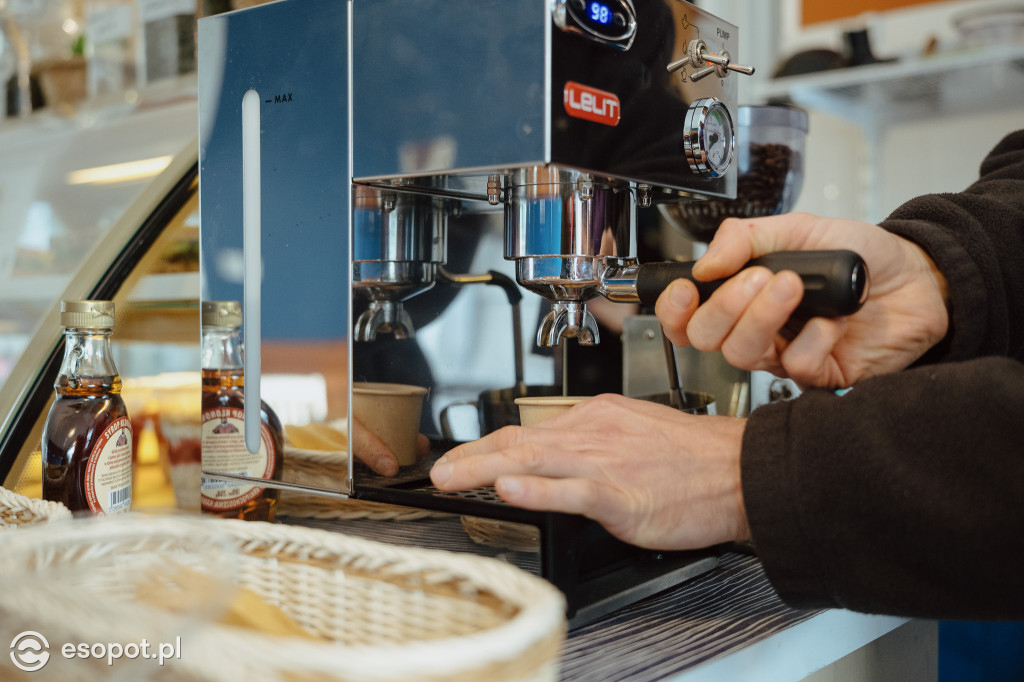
588 1 612 25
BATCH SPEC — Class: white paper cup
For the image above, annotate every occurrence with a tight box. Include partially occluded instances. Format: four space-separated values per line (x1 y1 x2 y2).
514 396 590 427
352 382 428 466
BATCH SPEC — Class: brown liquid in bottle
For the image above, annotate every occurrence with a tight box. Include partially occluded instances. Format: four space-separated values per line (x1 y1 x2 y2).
43 375 132 513
201 368 284 521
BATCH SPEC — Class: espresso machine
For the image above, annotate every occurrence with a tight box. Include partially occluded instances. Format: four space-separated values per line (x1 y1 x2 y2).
198 0 865 626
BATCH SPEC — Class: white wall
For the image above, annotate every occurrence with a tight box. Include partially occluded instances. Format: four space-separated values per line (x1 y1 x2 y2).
791 112 866 220
878 109 1024 214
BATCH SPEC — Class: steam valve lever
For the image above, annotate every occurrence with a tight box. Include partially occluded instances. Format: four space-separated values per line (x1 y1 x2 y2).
627 250 870 318
667 39 756 82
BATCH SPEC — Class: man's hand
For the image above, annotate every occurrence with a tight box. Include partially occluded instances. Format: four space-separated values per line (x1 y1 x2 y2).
352 418 430 477
430 394 749 551
655 213 950 388
289 418 429 477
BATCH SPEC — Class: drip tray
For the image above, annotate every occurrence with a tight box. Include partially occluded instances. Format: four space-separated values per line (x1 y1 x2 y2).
354 452 720 628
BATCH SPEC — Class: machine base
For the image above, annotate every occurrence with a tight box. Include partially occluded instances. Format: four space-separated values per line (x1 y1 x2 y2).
355 455 721 628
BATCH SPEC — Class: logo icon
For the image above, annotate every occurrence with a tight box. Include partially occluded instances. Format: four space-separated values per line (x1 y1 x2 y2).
563 81 621 127
10 631 50 672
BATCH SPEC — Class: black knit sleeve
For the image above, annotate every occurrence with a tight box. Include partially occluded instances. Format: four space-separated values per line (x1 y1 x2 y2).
742 357 1024 619
740 129 1024 619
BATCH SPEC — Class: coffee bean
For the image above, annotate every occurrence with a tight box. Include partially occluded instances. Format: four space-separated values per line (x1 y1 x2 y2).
673 142 802 242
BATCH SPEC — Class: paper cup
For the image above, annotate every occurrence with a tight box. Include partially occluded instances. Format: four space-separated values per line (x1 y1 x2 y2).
514 396 590 427
636 391 717 415
352 382 428 466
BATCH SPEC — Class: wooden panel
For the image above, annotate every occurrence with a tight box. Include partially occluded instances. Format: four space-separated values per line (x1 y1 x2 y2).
262 341 349 419
119 306 200 345
802 0 939 25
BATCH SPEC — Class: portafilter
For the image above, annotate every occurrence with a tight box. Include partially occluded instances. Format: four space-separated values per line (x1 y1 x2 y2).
352 186 448 341
503 153 867 349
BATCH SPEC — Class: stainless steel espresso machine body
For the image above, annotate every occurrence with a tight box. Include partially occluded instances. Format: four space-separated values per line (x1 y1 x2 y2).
199 0 754 626
351 0 747 347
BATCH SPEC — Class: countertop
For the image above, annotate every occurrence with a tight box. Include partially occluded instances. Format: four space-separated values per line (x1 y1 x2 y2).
281 513 916 681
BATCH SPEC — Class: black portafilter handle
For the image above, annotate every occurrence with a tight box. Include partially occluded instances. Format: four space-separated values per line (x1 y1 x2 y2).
634 250 869 317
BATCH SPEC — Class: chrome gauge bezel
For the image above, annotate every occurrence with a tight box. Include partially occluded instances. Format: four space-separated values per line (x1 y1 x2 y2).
683 98 735 178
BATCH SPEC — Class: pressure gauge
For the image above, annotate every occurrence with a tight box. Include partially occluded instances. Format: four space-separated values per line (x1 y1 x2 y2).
683 98 735 178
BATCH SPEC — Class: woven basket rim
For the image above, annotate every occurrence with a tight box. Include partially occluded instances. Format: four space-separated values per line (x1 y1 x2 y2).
0 486 73 529
283 444 347 464
0 513 566 679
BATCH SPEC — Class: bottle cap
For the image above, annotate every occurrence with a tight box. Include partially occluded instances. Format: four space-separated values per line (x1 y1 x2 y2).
202 300 242 328
61 300 115 329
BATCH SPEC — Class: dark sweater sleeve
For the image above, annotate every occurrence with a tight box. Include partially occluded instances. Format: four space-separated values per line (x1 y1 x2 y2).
741 130 1024 620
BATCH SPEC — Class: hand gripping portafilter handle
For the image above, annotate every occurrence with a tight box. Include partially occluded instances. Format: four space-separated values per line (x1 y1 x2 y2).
635 250 869 317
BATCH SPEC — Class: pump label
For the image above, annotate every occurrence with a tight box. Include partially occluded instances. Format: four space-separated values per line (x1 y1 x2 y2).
200 407 276 510
84 417 133 514
563 81 621 127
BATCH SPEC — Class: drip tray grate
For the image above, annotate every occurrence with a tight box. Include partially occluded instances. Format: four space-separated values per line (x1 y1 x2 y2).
351 446 722 628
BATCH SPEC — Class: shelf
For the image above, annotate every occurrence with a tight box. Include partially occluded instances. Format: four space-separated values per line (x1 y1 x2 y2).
0 272 197 304
118 305 199 344
127 272 199 303
0 275 70 303
755 42 1024 128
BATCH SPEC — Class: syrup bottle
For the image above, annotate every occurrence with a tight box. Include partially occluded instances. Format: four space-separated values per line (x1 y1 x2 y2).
200 300 283 521
42 300 133 514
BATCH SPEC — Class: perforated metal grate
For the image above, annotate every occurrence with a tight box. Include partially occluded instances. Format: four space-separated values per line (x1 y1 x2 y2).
405 483 506 504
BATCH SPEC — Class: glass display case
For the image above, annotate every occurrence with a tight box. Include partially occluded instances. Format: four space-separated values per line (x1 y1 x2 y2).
0 93 200 509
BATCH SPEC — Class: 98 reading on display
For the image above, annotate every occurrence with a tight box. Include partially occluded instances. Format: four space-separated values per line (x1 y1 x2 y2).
571 0 629 31
589 1 613 24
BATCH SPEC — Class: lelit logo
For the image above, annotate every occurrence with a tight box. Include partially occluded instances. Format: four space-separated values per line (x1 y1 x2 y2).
563 81 620 126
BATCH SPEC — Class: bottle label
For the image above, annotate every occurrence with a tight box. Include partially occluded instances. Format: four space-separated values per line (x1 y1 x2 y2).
84 417 133 514
200 407 276 510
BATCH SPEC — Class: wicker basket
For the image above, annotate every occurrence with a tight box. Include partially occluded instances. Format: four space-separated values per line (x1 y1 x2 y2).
0 486 72 530
461 516 541 553
278 446 448 521
0 514 564 681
